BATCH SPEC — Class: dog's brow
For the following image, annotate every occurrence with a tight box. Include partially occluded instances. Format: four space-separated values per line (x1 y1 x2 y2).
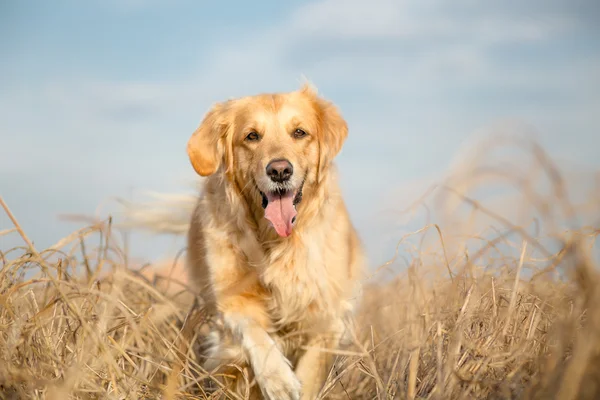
238 109 272 134
288 116 302 127
277 105 307 126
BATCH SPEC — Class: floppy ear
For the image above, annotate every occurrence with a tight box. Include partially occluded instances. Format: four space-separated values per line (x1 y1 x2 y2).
313 92 348 182
187 102 231 177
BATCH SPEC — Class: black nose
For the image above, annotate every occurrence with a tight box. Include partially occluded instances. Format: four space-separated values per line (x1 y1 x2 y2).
266 159 293 183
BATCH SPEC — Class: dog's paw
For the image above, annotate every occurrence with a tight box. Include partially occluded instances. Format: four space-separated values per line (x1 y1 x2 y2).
254 354 302 400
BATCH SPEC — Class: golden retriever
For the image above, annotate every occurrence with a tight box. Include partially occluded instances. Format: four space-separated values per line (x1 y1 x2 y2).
185 84 365 399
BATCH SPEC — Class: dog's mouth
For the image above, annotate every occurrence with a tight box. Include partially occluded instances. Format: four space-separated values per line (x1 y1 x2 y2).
259 180 304 238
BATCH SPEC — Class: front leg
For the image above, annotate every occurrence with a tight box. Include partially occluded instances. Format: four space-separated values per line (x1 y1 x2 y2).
294 318 349 400
202 238 302 400
224 310 301 400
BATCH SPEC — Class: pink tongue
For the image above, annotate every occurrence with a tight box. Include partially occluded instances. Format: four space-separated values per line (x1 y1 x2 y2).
264 191 297 237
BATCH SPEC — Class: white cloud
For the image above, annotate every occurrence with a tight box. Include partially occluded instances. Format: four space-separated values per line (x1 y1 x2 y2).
290 0 407 38
289 0 573 43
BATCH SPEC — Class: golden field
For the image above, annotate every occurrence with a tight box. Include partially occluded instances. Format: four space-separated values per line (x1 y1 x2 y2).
1 136 599 399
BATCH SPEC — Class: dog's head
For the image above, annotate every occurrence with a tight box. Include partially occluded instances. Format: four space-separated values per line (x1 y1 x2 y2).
187 84 347 237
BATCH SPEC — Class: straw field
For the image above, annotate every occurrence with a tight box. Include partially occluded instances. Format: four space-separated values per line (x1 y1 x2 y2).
1 136 599 399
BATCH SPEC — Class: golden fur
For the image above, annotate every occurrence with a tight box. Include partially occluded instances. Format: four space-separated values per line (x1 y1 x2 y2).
186 84 365 399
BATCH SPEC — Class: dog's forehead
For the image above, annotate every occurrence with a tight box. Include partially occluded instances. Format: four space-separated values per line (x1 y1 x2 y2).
235 92 316 128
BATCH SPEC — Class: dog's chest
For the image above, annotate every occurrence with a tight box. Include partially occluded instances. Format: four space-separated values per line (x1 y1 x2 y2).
241 232 339 327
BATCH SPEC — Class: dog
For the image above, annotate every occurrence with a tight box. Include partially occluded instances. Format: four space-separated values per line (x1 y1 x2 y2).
160 84 365 399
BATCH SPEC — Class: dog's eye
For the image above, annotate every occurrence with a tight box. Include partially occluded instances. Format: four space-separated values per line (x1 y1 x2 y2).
293 129 307 139
245 131 260 141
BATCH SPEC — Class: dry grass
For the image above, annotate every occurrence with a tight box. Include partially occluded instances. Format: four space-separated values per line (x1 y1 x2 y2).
1 136 600 399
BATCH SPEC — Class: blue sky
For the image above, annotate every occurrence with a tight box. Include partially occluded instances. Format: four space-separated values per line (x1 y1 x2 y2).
1 0 599 270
